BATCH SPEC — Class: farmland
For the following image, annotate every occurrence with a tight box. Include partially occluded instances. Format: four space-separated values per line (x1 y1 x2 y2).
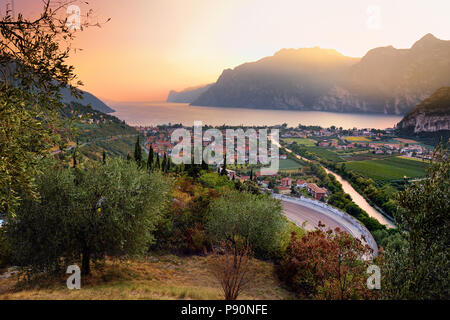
279 159 303 170
282 138 317 146
345 157 429 182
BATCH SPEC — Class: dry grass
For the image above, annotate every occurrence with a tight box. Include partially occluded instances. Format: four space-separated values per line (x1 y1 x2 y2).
0 254 295 300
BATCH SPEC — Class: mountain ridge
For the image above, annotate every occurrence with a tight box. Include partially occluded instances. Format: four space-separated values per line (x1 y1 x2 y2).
187 34 450 115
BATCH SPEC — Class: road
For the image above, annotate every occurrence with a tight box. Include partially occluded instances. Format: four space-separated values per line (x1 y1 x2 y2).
281 198 378 255
283 200 353 233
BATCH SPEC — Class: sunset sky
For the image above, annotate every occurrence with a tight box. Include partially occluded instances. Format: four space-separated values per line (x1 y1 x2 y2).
9 0 450 102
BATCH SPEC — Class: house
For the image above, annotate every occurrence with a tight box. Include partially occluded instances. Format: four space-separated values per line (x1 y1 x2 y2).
280 177 293 187
280 154 288 160
278 186 291 195
307 183 327 201
296 180 307 188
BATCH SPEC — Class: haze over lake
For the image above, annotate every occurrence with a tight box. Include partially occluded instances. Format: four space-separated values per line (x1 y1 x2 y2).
111 102 403 129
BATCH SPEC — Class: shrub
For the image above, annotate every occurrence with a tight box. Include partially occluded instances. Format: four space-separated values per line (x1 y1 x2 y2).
278 229 377 300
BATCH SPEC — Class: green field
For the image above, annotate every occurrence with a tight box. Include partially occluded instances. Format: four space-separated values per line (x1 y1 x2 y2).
279 159 303 170
304 147 344 162
282 138 317 146
346 157 429 181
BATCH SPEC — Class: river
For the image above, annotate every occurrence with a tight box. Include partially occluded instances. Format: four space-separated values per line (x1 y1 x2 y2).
279 144 396 228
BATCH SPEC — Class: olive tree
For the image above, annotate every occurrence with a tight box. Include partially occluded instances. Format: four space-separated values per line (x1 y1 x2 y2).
206 190 286 258
0 1 103 215
6 158 172 276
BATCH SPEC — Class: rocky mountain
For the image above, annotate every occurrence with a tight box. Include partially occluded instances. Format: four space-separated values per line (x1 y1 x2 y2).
191 34 450 115
167 84 213 103
397 87 450 133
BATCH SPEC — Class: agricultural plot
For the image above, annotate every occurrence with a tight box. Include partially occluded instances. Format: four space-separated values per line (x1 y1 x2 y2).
279 159 304 170
282 138 317 146
345 156 429 182
343 136 372 142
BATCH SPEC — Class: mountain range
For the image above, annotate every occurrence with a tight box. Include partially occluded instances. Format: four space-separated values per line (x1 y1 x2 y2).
169 34 450 115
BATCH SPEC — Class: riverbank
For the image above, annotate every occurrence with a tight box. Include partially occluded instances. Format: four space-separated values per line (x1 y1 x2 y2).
277 142 396 228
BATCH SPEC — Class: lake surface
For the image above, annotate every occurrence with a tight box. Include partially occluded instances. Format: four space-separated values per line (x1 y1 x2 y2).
111 102 402 129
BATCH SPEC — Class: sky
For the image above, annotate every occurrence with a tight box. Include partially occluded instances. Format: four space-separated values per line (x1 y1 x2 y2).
6 0 450 102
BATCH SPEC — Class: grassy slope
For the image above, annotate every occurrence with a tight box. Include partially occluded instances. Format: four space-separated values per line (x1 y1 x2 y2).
0 255 295 300
346 157 429 181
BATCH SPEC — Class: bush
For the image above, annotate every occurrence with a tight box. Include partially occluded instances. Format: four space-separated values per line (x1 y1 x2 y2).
278 229 377 300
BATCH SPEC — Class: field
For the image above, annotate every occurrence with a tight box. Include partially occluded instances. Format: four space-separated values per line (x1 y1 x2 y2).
346 157 429 182
0 255 294 300
282 138 317 146
279 159 303 170
343 136 372 142
304 147 344 162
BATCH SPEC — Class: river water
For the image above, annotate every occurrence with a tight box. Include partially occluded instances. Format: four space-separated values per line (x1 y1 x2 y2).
280 144 395 228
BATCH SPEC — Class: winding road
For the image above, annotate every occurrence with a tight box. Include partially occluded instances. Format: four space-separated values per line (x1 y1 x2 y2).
280 197 379 254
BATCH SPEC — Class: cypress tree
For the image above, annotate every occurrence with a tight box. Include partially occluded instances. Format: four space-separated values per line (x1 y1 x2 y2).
220 153 227 176
147 145 154 171
250 169 253 181
134 136 142 166
155 153 160 170
162 153 167 172
102 150 106 165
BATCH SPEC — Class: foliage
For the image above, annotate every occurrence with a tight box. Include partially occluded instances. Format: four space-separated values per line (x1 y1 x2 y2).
208 241 253 300
278 229 377 300
0 1 86 215
383 144 449 299
153 177 220 254
206 190 286 259
5 158 172 276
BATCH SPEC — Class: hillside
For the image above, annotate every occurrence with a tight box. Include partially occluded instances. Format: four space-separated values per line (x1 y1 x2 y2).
59 102 138 160
191 34 450 115
167 84 213 103
61 88 115 114
396 87 450 144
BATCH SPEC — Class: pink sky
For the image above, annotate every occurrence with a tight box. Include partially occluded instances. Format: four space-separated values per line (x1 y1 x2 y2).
8 0 450 102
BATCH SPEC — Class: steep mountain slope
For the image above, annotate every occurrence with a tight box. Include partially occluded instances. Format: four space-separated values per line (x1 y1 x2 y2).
192 34 450 115
167 84 213 103
61 87 115 114
396 87 450 145
397 87 450 133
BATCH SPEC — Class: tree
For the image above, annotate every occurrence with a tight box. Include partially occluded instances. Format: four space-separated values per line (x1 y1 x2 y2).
102 150 106 165
278 228 376 300
206 191 286 258
6 158 172 276
220 153 227 176
155 153 160 170
0 1 105 216
208 241 253 300
147 145 154 171
134 136 142 166
383 143 449 299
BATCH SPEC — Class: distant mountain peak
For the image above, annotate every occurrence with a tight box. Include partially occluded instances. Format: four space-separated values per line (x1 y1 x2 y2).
412 33 443 49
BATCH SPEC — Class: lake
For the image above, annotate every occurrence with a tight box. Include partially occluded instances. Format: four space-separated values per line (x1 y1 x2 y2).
111 102 403 129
